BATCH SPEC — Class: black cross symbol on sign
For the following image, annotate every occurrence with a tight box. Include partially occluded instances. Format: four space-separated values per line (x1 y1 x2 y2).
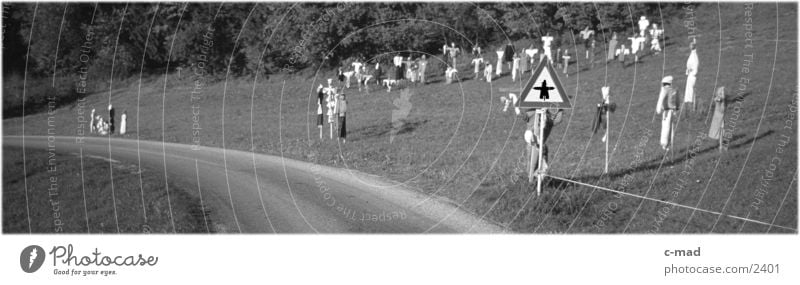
533 80 555 100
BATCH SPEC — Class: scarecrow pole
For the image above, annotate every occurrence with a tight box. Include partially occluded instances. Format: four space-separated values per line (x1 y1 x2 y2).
528 140 535 184
605 111 610 174
604 87 611 174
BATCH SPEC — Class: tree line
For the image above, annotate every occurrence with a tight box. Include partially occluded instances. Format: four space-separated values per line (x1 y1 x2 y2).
1 2 682 117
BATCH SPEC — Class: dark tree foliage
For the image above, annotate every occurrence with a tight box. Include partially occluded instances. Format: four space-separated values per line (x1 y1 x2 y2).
3 2 682 80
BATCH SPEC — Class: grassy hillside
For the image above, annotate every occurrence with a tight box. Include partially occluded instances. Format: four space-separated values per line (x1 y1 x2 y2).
4 3 797 233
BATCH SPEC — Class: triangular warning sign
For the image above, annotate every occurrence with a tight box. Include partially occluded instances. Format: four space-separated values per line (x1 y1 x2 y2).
517 60 572 109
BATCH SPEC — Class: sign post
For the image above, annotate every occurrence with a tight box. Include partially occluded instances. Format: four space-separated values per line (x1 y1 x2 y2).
536 109 546 196
516 61 572 196
528 141 535 184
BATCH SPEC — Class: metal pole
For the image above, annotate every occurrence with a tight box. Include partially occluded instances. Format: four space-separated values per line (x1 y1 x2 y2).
536 109 545 196
605 109 610 174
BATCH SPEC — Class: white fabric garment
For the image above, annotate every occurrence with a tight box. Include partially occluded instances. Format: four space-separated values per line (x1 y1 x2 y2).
660 110 673 149
97 117 108 135
512 57 520 81
495 51 504 75
352 62 363 74
580 29 594 40
638 17 650 36
525 49 538 67
344 71 354 88
472 58 483 74
628 37 640 54
445 67 458 84
651 37 661 51
501 93 520 114
541 36 554 63
685 75 697 103
89 109 96 133
543 48 553 64
393 56 403 67
327 94 337 123
120 113 127 135
525 48 537 58
651 27 663 38
484 64 493 82
541 36 554 49
685 50 699 102
511 93 519 114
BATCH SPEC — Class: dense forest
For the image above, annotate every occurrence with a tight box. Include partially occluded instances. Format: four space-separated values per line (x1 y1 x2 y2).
1 2 681 117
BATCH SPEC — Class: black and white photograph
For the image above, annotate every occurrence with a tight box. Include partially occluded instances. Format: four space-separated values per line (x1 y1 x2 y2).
1 1 798 283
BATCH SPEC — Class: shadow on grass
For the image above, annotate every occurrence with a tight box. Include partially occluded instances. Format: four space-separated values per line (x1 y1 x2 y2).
350 118 429 140
725 91 753 104
575 130 775 182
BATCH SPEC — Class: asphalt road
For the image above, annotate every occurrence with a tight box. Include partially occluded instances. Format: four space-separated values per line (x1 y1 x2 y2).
3 136 506 233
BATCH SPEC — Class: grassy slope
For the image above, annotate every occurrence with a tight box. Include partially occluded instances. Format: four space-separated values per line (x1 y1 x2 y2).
2 146 212 233
4 3 797 233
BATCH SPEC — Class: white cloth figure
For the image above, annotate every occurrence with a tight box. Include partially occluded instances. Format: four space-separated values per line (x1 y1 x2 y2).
525 48 538 67
89 109 96 133
374 63 382 85
326 89 337 125
656 76 678 150
484 64 493 82
628 37 640 54
471 57 483 76
650 24 663 52
512 57 520 81
638 16 650 36
352 61 364 88
601 86 610 142
445 67 458 84
343 71 354 88
495 50 504 75
393 55 403 67
120 113 127 135
579 28 595 41
501 93 520 114
659 109 674 149
525 48 537 58
97 117 108 135
650 37 661 52
685 48 699 103
541 36 554 63
448 45 460 67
